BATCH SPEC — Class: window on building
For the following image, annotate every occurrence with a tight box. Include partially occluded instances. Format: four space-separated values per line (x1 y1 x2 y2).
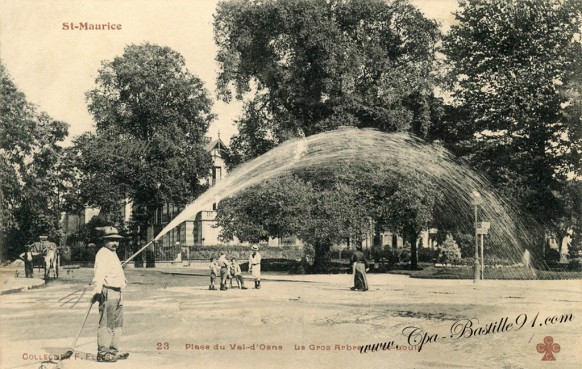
212 166 222 186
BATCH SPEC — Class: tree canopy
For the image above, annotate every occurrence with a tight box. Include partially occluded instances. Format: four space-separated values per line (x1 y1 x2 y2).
71 43 215 238
216 174 314 243
214 0 442 167
0 63 69 257
216 164 442 270
377 171 442 269
87 43 214 142
216 172 377 271
440 0 582 227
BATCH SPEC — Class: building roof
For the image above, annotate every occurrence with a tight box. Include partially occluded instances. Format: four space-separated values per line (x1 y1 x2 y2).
205 137 227 152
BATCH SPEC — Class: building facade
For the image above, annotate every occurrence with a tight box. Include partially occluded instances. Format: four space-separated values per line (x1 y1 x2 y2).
146 137 229 257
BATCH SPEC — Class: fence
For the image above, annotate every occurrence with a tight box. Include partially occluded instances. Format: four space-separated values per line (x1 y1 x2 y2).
152 244 304 262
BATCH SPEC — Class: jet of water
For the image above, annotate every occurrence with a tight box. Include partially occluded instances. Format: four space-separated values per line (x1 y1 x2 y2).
155 128 539 276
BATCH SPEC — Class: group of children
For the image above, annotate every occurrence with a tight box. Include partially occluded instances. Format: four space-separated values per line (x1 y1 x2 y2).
208 254 246 290
208 253 260 291
209 246 262 290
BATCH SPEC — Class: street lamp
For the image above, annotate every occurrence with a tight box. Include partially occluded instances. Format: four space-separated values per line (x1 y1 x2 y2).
471 191 483 283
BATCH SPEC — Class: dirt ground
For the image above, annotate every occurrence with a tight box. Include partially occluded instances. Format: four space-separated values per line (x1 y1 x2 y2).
0 267 580 369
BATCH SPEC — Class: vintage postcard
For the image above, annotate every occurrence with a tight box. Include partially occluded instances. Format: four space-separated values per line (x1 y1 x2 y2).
1 1 580 369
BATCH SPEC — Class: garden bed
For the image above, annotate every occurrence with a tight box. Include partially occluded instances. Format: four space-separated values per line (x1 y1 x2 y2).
392 266 582 280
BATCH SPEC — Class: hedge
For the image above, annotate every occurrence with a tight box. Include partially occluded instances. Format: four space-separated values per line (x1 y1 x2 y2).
171 245 303 261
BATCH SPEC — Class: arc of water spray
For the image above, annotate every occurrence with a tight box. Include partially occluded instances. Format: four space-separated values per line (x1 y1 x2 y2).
126 128 536 271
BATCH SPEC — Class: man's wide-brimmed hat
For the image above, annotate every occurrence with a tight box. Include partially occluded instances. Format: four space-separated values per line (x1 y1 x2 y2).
98 226 124 240
251 245 259 251
39 235 48 240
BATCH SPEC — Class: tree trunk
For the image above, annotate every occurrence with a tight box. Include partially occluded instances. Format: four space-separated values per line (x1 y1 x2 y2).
409 232 418 270
373 220 382 249
312 242 331 274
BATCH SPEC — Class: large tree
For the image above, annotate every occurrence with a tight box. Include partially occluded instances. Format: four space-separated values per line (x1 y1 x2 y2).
378 171 442 269
216 173 374 272
214 0 441 167
0 63 69 258
440 0 582 229
216 175 314 243
299 183 374 272
75 43 214 239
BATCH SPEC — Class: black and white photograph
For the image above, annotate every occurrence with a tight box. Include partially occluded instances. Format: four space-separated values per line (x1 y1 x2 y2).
0 0 581 368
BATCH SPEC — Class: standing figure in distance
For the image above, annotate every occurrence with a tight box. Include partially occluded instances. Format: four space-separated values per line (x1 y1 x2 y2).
91 226 129 363
560 229 573 263
350 244 368 291
208 257 218 290
19 245 34 278
249 245 262 289
217 252 230 291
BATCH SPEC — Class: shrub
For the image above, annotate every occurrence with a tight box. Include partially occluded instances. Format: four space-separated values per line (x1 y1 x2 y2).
302 244 315 262
452 232 474 258
438 234 462 265
544 248 561 263
398 248 411 264
568 258 582 271
371 247 393 261
418 247 436 263
483 255 516 267
164 244 303 261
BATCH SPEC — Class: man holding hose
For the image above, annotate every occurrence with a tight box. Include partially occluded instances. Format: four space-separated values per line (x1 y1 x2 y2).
91 226 129 363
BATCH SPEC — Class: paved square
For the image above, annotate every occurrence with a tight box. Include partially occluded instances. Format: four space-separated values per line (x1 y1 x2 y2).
1 267 580 369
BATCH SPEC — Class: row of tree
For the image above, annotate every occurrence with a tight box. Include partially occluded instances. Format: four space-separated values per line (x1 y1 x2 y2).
0 44 217 259
1 64 69 256
1 0 580 267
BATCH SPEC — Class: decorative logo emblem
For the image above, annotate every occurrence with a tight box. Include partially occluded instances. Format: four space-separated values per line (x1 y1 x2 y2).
536 336 560 361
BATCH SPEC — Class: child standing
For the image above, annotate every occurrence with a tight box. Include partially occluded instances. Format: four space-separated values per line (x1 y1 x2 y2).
230 257 247 289
217 252 230 290
209 257 218 290
249 245 262 289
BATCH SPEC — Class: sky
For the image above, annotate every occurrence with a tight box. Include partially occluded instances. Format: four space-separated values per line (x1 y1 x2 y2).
0 0 458 146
